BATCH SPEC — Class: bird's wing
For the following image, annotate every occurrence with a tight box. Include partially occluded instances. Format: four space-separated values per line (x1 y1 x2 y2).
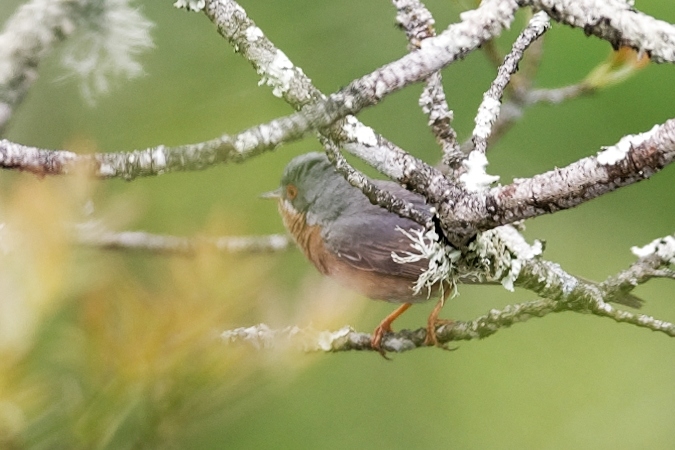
322 181 432 280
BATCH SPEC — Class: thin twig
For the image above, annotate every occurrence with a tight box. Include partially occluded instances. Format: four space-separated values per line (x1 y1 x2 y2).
470 11 550 157
76 225 292 255
393 0 460 164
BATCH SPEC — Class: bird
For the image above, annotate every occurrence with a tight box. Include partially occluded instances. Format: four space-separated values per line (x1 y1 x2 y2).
265 152 644 354
264 152 455 354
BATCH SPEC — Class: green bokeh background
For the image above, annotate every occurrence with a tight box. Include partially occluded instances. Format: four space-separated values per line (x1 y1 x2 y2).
2 0 675 448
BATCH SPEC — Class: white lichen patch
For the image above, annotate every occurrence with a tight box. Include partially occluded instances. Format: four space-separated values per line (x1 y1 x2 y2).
316 326 353 351
98 163 116 177
469 225 543 291
392 224 542 294
597 125 657 165
631 235 675 264
221 323 355 352
234 130 259 152
459 151 500 192
391 227 461 297
258 49 295 98
473 96 501 139
173 0 205 11
343 116 378 147
245 26 264 43
151 146 167 170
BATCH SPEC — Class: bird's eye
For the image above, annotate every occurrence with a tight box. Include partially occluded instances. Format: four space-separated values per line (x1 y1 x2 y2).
286 184 298 200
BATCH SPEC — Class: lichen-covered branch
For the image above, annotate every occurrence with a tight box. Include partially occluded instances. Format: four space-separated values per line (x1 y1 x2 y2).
392 0 460 164
222 244 674 354
601 235 675 298
0 0 85 134
0 0 153 135
458 11 550 193
201 0 515 188
484 118 675 227
469 11 550 157
519 0 675 63
1 0 517 183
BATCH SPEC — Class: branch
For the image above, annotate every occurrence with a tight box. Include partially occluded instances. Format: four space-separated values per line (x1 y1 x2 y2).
222 244 675 354
0 0 85 134
1 0 518 182
393 0 460 164
485 118 675 227
75 225 292 255
3 0 675 248
602 234 675 296
519 0 675 63
458 11 550 192
469 11 550 157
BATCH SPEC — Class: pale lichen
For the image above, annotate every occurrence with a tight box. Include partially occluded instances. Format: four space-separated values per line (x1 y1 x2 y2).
257 49 296 98
343 116 379 147
631 235 675 264
173 0 205 11
393 224 542 294
391 227 461 297
596 125 657 165
470 226 543 291
473 95 501 139
60 0 155 103
459 151 500 192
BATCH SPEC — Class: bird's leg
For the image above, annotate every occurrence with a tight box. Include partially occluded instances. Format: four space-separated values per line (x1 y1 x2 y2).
424 297 455 348
371 303 412 356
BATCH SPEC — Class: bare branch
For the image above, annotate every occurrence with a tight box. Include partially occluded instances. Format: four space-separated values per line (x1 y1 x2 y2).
76 225 292 255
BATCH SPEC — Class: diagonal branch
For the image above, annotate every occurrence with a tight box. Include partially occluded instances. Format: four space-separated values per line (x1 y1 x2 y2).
469 11 551 157
321 140 432 227
602 234 675 297
519 0 675 63
484 119 675 227
392 0 460 164
0 0 85 135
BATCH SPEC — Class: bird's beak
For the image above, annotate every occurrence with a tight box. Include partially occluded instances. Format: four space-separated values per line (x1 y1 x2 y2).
260 187 282 199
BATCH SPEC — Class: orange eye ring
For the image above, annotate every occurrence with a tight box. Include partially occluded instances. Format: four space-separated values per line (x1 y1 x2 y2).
285 184 298 200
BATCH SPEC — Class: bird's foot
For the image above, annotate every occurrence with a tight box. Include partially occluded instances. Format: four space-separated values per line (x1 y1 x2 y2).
424 318 457 351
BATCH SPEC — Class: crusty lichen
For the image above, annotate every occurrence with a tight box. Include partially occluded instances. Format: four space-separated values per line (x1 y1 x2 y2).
393 224 543 294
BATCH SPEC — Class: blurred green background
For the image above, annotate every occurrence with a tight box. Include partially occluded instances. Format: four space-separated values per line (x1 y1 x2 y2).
1 0 675 448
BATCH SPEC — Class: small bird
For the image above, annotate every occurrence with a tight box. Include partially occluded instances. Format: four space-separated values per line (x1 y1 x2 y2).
265 152 453 353
266 152 644 354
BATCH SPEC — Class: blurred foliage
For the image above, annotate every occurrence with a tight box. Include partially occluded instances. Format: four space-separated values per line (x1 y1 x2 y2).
1 0 675 449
